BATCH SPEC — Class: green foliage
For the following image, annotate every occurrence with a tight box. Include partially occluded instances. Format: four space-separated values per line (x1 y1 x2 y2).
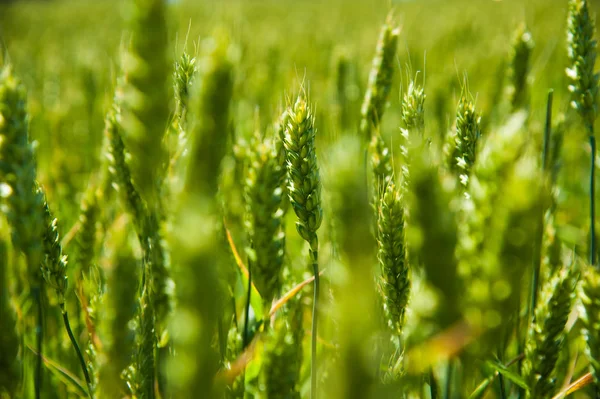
3 1 600 398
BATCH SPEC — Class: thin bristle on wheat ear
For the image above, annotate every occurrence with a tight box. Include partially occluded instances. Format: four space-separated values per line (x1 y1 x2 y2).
283 92 323 399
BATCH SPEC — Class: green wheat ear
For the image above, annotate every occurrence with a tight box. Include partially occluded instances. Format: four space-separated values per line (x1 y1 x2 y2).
446 84 482 188
360 13 400 143
283 91 323 398
40 191 69 309
284 93 323 255
121 0 171 209
75 187 99 277
0 65 44 283
567 0 598 132
244 133 286 313
507 24 534 110
399 75 426 189
581 266 600 385
186 30 236 196
0 65 45 398
167 52 197 196
567 0 599 266
173 52 197 123
377 181 409 336
523 265 578 398
401 77 426 135
369 131 394 211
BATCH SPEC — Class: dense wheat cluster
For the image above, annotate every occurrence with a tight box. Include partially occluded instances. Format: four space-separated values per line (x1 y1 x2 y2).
2 0 600 398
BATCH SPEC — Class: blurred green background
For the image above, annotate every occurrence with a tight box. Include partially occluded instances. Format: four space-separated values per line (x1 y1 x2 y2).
2 0 600 398
0 0 588 227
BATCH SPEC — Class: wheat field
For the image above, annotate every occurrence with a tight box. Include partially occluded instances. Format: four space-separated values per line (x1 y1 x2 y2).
1 0 600 398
